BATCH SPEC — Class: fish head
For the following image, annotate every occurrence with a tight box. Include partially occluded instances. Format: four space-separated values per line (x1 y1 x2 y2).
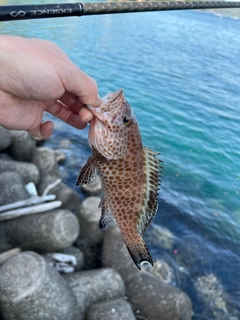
87 89 137 160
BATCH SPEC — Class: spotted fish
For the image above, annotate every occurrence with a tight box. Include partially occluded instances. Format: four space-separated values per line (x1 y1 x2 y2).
77 89 163 269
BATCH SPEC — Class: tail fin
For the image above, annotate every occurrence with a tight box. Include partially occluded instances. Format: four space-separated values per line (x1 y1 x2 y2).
124 233 153 270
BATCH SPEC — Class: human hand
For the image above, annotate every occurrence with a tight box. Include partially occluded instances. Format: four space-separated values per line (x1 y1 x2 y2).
0 35 101 138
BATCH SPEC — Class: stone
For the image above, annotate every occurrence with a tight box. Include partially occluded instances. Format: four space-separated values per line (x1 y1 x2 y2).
54 149 66 163
102 226 138 280
143 259 176 286
63 268 125 320
9 130 36 162
37 174 80 212
58 246 84 271
145 224 174 250
0 251 77 320
193 274 237 320
1 209 79 253
0 159 40 185
81 175 103 196
32 147 60 178
76 196 103 247
127 271 192 320
0 126 11 151
0 172 30 206
102 226 193 320
87 298 136 320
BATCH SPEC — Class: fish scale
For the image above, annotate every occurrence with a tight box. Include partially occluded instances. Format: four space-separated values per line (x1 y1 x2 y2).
77 89 163 269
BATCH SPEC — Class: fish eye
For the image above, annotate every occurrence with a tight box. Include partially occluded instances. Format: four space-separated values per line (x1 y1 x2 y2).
123 115 131 126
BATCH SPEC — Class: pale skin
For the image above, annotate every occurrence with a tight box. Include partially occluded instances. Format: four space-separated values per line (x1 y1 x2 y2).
0 35 101 139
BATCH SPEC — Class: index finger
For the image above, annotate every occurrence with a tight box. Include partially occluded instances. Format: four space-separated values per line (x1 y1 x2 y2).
57 60 101 107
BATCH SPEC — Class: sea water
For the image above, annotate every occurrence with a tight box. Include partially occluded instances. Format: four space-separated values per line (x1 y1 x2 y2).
1 0 240 318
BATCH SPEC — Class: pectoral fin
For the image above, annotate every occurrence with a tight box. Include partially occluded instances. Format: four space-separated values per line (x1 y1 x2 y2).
99 196 113 231
76 155 97 186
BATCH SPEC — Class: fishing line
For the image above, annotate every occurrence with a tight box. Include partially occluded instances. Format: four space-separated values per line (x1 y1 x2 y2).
0 2 240 22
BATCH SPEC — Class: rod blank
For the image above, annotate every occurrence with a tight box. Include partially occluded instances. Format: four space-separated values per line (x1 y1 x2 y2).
0 2 240 22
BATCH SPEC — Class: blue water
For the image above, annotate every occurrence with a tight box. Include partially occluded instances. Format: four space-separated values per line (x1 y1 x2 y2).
1 1 240 318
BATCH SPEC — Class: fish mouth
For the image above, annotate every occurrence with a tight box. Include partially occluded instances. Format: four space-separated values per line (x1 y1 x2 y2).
109 88 123 103
86 89 124 124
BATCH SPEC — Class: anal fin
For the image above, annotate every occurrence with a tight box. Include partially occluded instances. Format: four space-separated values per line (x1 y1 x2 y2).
99 195 113 231
76 155 97 186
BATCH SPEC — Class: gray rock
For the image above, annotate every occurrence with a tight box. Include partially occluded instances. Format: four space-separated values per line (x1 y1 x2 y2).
127 272 192 320
0 127 11 151
76 196 103 247
145 224 174 250
143 259 176 286
81 175 103 196
102 226 193 320
0 251 77 320
0 172 30 206
54 149 66 163
63 268 125 320
33 148 79 211
193 273 234 320
37 174 80 211
58 246 84 271
102 226 137 280
9 130 36 162
32 147 60 178
0 159 40 185
87 298 136 320
1 209 79 253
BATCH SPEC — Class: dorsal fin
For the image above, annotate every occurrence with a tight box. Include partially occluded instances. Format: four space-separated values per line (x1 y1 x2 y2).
76 155 97 186
137 147 163 235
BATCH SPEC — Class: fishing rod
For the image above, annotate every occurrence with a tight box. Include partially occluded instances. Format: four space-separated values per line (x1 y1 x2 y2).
0 1 240 22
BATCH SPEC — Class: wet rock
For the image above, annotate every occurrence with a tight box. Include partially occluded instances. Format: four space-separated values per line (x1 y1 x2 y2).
193 273 237 320
81 175 102 196
58 246 84 271
0 127 11 151
63 268 125 320
0 251 77 320
1 209 79 253
102 226 193 320
0 172 30 206
0 159 40 185
76 196 103 247
143 259 176 286
145 224 174 250
87 298 136 320
9 130 36 162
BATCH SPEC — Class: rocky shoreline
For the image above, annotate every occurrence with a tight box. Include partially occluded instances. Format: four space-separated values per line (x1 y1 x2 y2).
0 126 193 320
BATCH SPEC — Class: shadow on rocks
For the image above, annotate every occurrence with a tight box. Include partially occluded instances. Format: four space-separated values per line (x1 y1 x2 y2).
102 226 193 320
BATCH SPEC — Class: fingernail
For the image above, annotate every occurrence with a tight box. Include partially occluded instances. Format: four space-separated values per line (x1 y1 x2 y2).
94 95 101 107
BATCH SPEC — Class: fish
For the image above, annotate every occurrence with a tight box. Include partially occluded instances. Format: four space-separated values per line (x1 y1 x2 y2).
76 89 163 269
